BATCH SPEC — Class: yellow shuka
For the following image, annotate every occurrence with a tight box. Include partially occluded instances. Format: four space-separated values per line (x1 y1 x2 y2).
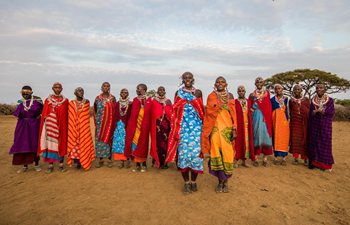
132 106 145 162
202 92 236 175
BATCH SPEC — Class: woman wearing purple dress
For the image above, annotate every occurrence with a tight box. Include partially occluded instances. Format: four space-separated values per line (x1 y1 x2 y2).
308 83 335 172
9 86 43 173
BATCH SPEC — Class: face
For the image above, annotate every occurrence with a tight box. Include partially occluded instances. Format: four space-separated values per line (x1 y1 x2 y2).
74 88 84 99
21 89 32 100
136 85 146 96
157 86 166 97
255 79 264 90
214 77 227 92
316 84 326 97
182 73 194 88
237 87 246 98
275 86 283 96
120 89 129 99
101 83 110 93
52 84 62 95
293 86 302 98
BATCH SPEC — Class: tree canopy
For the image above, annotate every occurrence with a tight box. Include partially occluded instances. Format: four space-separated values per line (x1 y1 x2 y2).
265 69 350 99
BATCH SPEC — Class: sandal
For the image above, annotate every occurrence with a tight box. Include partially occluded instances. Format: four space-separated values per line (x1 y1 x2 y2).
215 183 223 193
281 160 287 166
292 158 299 165
117 161 124 169
140 165 147 173
222 181 229 193
107 160 113 168
263 160 268 167
95 160 104 168
183 183 192 194
253 161 259 167
59 165 67 172
124 160 131 168
273 159 281 165
17 166 28 174
191 182 198 192
46 166 54 174
34 165 42 172
242 161 250 168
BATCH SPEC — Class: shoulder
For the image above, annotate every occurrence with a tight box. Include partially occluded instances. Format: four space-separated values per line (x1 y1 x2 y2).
194 89 202 98
228 92 234 100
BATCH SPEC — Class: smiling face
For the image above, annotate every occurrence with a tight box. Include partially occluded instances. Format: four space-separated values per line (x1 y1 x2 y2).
21 89 33 100
157 86 166 97
120 89 129 100
316 83 326 97
101 82 110 94
293 85 302 98
182 72 194 88
214 77 227 92
52 83 62 95
237 86 246 99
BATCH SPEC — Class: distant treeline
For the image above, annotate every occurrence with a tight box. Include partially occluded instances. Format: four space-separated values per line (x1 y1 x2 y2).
1 100 350 121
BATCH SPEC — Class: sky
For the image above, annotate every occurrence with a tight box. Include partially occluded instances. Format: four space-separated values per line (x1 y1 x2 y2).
0 0 350 104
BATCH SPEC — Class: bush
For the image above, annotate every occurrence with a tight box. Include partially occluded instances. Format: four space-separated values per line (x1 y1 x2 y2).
334 104 350 121
0 103 16 115
335 99 350 107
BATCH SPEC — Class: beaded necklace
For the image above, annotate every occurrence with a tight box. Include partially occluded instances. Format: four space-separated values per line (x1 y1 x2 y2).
119 97 130 117
48 94 66 107
238 97 247 111
98 93 113 105
73 98 86 112
291 95 304 114
182 86 196 94
22 95 34 111
214 90 229 104
312 93 329 110
253 88 266 102
275 95 286 108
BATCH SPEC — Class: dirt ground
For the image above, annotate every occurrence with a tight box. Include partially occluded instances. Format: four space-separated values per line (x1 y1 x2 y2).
0 115 349 225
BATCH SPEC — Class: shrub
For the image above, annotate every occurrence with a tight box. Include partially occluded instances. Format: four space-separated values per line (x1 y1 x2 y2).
334 104 350 121
0 103 16 115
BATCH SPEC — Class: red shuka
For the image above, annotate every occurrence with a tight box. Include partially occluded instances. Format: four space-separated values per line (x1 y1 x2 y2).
124 97 152 160
234 99 255 160
150 99 172 168
37 96 69 157
166 94 204 163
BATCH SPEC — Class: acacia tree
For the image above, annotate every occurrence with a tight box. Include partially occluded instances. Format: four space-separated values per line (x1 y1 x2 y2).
265 69 350 99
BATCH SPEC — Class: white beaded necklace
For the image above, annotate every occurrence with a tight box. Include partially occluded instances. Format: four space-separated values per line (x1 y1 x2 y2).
22 95 34 111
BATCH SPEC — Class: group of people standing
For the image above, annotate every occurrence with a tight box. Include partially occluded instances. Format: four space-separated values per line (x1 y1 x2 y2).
9 72 335 194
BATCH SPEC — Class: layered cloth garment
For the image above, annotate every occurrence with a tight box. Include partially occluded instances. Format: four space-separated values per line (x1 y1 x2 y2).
67 99 95 170
94 94 116 158
309 95 335 170
38 95 68 162
234 98 255 161
124 96 152 162
111 99 132 161
289 96 310 159
166 88 205 173
201 91 237 180
271 96 290 157
150 97 172 168
9 97 43 165
249 89 273 156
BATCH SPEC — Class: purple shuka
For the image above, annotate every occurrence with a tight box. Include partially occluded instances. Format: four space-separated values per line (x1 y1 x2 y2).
308 97 334 167
9 98 43 165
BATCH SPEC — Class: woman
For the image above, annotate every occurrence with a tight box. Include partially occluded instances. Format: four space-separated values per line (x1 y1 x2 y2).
150 86 172 169
9 86 43 173
166 72 204 194
111 88 132 168
201 76 237 193
249 77 273 167
271 84 290 166
308 83 334 172
289 84 309 165
94 82 116 168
